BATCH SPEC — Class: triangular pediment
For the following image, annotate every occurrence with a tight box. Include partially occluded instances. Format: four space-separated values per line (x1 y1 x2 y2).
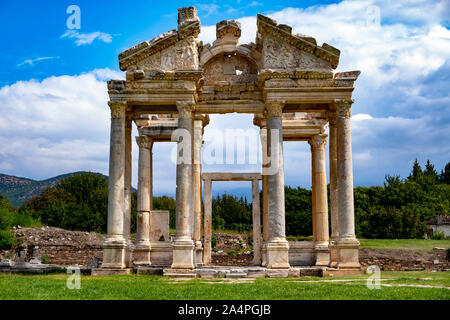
118 7 201 71
257 14 340 70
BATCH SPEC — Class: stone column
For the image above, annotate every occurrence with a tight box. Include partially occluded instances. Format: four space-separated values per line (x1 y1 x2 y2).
260 127 269 267
252 179 262 265
193 117 204 266
172 101 195 269
133 135 153 265
203 178 212 265
265 101 290 269
334 99 360 269
309 134 330 266
123 112 133 267
102 101 128 269
328 111 339 267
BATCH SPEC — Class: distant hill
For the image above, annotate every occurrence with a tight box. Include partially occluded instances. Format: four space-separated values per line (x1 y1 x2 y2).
0 171 254 207
0 171 108 207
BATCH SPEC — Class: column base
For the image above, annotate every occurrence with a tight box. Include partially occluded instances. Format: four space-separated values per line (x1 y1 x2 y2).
150 241 173 266
261 243 267 267
328 240 338 268
314 242 330 266
194 241 204 267
125 239 133 267
101 236 128 269
132 241 151 266
171 238 194 269
266 238 290 269
335 238 361 269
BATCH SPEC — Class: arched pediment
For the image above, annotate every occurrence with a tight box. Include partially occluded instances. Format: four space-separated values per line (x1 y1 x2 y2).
202 51 259 86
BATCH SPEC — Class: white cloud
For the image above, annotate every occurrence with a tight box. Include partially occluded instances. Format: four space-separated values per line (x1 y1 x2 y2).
17 56 59 68
61 30 113 46
0 68 125 180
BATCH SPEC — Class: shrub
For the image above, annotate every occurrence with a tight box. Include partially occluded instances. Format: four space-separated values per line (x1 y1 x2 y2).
0 207 12 230
0 229 16 250
10 210 41 228
430 230 446 240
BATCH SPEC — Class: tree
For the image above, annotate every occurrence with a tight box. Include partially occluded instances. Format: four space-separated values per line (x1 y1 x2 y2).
423 159 439 184
439 162 450 184
408 158 423 182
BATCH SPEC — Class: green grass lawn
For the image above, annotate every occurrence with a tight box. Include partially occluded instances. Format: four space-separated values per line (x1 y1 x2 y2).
0 271 448 300
359 239 450 250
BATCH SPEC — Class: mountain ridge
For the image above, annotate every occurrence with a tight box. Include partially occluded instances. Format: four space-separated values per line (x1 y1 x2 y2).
0 171 107 206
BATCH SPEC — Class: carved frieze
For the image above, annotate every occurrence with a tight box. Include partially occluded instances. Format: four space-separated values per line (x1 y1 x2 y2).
263 36 300 69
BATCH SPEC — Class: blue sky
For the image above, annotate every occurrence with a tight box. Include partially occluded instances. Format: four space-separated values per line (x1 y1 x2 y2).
0 0 449 196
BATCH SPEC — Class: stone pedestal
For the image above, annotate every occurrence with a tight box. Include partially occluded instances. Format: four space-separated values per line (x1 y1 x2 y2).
149 210 172 266
266 239 290 269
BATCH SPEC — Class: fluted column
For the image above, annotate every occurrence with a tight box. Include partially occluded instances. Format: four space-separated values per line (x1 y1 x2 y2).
334 99 360 269
193 117 204 266
203 178 212 265
328 111 339 267
102 101 127 269
260 127 269 267
171 101 195 269
133 135 153 265
265 101 290 269
123 112 133 267
309 134 330 266
252 179 262 265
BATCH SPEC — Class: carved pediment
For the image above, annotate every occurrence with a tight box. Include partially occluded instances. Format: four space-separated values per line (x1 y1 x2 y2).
119 7 200 72
257 14 340 70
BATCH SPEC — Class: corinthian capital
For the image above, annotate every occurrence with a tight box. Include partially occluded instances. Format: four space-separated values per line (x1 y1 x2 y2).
176 101 195 118
108 101 127 119
135 136 153 149
265 101 285 118
309 134 328 150
333 99 354 118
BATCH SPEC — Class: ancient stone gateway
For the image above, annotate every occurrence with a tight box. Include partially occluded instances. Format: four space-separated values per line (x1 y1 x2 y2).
93 7 361 277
